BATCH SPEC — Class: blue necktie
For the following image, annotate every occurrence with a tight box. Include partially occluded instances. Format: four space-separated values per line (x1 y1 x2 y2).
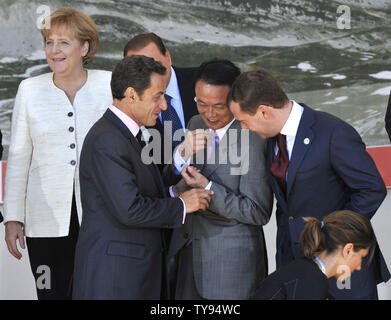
161 94 184 150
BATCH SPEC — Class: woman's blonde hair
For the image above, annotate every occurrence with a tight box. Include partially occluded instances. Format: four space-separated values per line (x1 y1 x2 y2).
40 8 99 65
299 210 376 268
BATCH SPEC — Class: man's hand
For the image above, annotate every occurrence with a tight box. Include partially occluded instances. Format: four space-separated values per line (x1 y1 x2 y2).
180 188 213 213
182 166 209 188
5 221 25 260
178 129 209 161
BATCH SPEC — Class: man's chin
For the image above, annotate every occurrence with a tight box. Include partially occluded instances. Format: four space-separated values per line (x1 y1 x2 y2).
146 118 158 127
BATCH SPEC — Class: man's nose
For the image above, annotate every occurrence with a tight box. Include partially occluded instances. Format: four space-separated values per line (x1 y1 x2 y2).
160 96 168 111
206 105 215 117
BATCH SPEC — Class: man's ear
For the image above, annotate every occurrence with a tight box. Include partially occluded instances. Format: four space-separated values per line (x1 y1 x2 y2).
124 87 138 102
257 104 270 120
165 49 172 66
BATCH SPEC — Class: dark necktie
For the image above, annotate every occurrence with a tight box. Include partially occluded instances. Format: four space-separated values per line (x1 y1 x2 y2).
136 130 146 148
161 94 184 150
270 133 289 193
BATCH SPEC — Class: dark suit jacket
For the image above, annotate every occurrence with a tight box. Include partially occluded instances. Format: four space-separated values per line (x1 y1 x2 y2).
252 258 330 300
72 109 184 300
385 90 391 142
269 103 390 299
147 66 198 172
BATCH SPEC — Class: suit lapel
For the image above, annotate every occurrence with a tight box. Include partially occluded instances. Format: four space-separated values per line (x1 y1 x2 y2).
286 104 316 197
104 109 166 197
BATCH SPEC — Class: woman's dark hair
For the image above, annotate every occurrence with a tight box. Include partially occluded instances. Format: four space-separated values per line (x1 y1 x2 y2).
111 55 166 100
195 58 241 87
227 69 289 115
299 210 377 268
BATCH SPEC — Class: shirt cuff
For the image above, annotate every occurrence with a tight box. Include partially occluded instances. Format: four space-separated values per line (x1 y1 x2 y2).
169 185 175 198
205 181 213 190
178 197 187 224
173 147 190 174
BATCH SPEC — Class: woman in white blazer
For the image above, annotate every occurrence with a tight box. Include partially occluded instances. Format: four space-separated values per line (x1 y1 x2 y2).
3 8 112 300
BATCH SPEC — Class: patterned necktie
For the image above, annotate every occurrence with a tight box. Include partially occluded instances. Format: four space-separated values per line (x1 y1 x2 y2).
161 94 184 150
270 133 289 193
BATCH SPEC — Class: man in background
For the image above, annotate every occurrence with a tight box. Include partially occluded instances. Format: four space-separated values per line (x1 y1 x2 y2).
124 33 199 168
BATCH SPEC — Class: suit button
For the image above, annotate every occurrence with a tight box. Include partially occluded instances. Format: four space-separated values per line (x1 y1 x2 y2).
68 112 73 117
70 160 76 166
70 143 76 149
289 216 294 221
69 126 74 132
184 233 189 239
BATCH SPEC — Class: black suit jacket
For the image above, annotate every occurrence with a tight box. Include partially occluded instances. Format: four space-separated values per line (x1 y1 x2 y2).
268 103 389 299
385 90 391 142
73 109 184 300
253 258 330 300
147 66 198 172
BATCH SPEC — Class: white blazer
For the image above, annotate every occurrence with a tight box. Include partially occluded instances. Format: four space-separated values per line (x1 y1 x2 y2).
3 69 113 237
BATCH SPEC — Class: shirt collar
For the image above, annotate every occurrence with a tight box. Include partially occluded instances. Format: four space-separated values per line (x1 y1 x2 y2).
165 66 180 101
109 105 140 137
280 100 304 137
210 118 236 141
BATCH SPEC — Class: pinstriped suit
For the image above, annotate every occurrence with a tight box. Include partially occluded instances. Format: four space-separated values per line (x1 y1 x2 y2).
169 115 273 299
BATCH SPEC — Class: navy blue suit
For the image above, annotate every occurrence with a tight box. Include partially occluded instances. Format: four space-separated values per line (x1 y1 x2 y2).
73 109 184 299
268 103 390 299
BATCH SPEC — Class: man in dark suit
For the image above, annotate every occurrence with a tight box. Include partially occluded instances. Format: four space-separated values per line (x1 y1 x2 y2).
385 91 391 142
72 55 213 300
228 69 390 300
123 33 199 169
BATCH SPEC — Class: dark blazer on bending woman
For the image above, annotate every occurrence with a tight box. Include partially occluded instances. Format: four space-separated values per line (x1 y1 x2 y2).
252 258 330 300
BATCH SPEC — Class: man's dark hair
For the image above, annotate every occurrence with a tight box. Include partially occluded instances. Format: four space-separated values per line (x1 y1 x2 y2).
111 55 166 100
123 33 167 57
195 59 241 87
227 69 289 115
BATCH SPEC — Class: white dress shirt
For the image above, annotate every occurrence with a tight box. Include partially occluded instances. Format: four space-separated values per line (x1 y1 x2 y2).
274 100 304 160
274 100 304 182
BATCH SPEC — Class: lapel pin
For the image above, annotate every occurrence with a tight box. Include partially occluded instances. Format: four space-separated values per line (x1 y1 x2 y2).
304 138 310 145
